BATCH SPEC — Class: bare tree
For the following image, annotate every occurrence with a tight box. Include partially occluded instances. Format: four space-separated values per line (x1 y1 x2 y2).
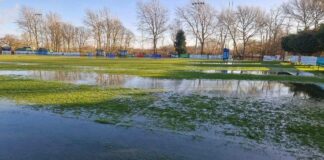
177 0 217 55
137 0 168 54
46 12 62 51
214 22 228 54
177 0 217 54
0 34 21 49
311 0 324 29
40 17 50 49
283 0 324 30
262 7 286 55
17 6 43 49
75 26 91 53
61 23 75 52
20 32 33 46
123 29 135 50
110 19 124 52
100 8 112 52
236 6 266 59
218 9 240 56
84 9 103 50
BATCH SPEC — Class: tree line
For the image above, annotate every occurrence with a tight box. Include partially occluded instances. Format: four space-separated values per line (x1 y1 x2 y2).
0 0 323 57
138 0 323 57
3 6 134 53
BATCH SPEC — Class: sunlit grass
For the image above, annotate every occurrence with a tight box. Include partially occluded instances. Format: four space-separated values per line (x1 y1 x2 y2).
0 76 156 108
295 65 324 71
280 62 292 65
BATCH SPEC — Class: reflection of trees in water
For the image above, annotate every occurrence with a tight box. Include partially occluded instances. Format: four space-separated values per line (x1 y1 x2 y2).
31 70 128 86
130 78 318 98
32 70 85 82
179 80 292 97
96 74 127 86
284 83 324 99
29 70 321 99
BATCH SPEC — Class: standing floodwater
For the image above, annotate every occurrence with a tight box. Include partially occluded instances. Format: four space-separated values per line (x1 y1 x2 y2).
0 70 323 159
0 100 297 160
0 0 324 158
0 70 322 98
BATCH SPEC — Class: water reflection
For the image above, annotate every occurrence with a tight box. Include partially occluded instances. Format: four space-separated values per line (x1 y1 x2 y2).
0 100 296 160
0 70 322 99
203 70 269 75
203 70 315 77
0 62 39 65
0 70 323 159
124 79 317 98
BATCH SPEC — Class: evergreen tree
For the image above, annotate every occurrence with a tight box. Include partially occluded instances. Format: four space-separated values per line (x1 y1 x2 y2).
174 30 187 55
282 25 323 55
281 35 295 53
294 31 320 55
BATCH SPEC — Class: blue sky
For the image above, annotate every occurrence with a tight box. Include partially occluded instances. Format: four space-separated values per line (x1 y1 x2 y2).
0 0 287 41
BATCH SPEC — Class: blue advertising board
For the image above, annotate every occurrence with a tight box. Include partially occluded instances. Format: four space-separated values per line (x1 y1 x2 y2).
223 48 230 60
151 53 162 59
317 57 324 66
107 53 116 58
119 50 128 57
36 48 48 55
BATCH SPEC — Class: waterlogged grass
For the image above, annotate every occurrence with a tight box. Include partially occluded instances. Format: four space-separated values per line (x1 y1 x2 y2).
0 76 156 109
285 105 324 152
0 55 324 158
143 93 324 155
0 75 323 157
0 55 323 83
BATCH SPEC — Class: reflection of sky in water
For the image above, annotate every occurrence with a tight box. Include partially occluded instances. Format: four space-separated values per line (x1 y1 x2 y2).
318 84 324 89
0 100 297 160
0 70 322 98
203 70 315 77
0 69 323 159
203 70 269 75
124 78 297 97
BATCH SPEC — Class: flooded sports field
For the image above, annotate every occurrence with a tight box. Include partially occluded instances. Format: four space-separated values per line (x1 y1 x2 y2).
0 67 323 160
0 57 323 160
1 0 324 158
